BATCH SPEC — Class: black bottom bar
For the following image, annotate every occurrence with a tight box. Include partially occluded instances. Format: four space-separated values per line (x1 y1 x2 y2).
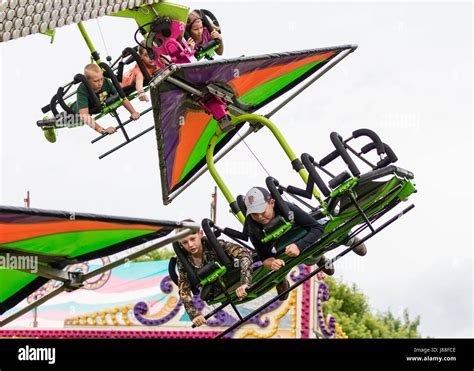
0 338 471 368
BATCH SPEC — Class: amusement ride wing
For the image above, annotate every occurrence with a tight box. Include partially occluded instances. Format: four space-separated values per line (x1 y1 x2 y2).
150 45 357 204
0 205 198 325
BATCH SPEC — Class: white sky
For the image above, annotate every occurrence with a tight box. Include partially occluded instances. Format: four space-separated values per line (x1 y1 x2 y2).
0 1 472 338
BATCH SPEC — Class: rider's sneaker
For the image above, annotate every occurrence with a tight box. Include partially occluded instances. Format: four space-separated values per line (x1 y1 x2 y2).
317 255 335 276
43 127 56 143
276 278 290 301
350 237 367 256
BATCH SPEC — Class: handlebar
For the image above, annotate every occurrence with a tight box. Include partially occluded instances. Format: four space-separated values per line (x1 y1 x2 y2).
201 219 232 267
265 177 293 222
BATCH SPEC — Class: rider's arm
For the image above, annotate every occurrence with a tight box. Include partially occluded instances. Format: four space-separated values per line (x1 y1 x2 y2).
210 30 223 55
122 98 139 116
263 257 276 270
221 241 253 286
134 70 145 95
288 203 324 252
176 260 200 320
79 108 103 133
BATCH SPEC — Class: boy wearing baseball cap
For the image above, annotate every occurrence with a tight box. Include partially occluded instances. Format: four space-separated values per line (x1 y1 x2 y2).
243 186 366 300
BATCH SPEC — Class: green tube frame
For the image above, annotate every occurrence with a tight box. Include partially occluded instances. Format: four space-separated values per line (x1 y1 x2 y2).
77 2 189 65
77 22 101 64
206 114 325 225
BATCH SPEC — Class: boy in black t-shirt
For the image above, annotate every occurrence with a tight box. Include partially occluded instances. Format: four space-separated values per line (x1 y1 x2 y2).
244 186 367 300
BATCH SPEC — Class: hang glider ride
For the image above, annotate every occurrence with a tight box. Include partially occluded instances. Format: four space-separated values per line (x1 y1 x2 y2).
165 126 416 336
151 46 355 205
0 206 199 327
0 1 417 337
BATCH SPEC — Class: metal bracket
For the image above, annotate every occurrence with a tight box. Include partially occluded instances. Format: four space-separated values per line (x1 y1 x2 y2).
207 84 235 105
217 116 234 132
149 64 178 89
64 271 85 292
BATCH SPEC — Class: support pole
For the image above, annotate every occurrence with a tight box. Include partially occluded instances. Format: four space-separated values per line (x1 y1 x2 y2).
77 22 101 64
0 286 68 328
206 131 245 224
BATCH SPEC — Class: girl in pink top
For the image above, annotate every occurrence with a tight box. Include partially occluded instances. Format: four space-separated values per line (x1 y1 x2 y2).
186 10 224 56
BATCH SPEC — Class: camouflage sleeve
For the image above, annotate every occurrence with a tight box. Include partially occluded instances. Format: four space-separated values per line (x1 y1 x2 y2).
176 259 200 320
220 240 253 286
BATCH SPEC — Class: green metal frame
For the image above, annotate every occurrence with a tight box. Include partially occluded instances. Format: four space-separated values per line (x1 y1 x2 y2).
78 1 189 54
110 2 189 34
199 263 227 286
205 113 326 224
261 219 294 243
203 111 417 305
195 44 219 61
325 177 416 232
205 176 416 305
77 21 101 64
41 29 56 44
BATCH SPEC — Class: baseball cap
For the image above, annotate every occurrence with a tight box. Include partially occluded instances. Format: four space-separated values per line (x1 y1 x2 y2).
244 187 271 216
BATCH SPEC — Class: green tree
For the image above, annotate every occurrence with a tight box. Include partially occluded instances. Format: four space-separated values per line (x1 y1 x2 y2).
132 246 175 262
322 277 421 338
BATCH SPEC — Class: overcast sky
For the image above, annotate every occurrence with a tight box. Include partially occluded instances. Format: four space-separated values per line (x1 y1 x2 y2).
0 1 472 338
